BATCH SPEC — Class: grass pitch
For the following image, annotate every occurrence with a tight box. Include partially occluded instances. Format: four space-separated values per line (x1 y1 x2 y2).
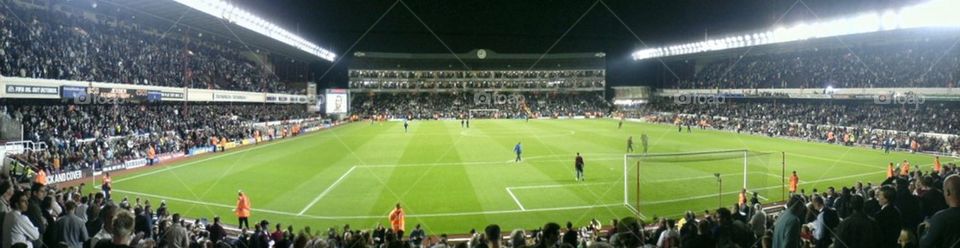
109 119 944 234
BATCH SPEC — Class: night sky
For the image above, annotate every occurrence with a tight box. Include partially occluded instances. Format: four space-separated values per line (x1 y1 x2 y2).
229 0 923 88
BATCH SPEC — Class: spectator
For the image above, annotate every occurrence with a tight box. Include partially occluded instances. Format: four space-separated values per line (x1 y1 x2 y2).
207 217 226 244
534 222 560 248
655 219 678 248
162 213 189 248
409 224 426 248
811 196 839 248
509 229 525 248
2 190 39 248
877 186 903 248
484 224 501 248
54 201 88 248
773 195 805 248
94 209 135 248
24 184 45 248
919 174 960 247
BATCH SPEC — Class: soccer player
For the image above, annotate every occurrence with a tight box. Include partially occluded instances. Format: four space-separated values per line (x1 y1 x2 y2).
389 203 405 240
235 190 251 230
514 142 522 162
789 171 799 194
575 153 585 182
403 119 409 133
102 172 112 200
626 136 634 153
641 133 649 154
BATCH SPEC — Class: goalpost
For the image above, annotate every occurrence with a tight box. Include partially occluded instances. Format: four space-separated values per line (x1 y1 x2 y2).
623 149 782 218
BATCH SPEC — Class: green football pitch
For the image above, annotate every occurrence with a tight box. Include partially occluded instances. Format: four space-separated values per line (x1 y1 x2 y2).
108 119 946 234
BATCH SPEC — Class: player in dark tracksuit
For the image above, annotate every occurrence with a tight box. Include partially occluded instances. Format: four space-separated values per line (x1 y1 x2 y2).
575 153 585 182
514 142 522 162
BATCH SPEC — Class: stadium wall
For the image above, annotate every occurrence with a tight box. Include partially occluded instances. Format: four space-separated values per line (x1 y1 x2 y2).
660 87 960 98
0 76 310 104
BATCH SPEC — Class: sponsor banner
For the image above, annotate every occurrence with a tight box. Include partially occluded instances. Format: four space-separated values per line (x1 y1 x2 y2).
61 86 88 99
3 144 25 155
188 146 215 156
147 91 162 102
48 170 87 184
157 152 185 162
161 91 184 100
213 93 250 101
124 158 148 170
101 163 126 173
6 85 59 95
224 142 239 149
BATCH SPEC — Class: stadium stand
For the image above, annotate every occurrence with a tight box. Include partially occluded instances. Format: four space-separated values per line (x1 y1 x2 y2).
2 103 315 175
671 39 960 89
1 163 958 248
0 1 303 93
647 99 960 156
350 92 610 119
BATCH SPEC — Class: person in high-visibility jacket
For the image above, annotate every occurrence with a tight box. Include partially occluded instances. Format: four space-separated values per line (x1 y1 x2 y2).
901 160 911 176
934 156 942 173
147 145 157 165
887 162 895 178
220 137 227 152
235 191 251 230
35 167 47 185
389 203 405 240
789 171 799 193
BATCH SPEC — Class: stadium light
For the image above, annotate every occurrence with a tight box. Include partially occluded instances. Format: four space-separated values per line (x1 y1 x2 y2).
632 0 960 61
174 0 336 62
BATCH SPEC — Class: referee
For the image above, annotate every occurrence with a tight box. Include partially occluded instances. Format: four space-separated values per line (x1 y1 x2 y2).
575 153 585 182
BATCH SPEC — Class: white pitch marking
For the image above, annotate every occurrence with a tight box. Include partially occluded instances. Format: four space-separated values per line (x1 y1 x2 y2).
298 166 358 215
506 188 526 211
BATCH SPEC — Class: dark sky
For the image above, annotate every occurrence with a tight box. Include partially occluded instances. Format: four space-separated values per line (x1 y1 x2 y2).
230 0 923 88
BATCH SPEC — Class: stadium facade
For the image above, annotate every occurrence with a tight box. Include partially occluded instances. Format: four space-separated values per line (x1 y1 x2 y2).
348 50 610 119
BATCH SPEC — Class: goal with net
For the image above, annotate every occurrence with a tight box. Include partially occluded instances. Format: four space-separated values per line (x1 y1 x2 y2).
623 149 783 219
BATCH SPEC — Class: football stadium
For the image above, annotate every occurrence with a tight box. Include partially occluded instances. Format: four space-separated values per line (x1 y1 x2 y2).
1 0 959 248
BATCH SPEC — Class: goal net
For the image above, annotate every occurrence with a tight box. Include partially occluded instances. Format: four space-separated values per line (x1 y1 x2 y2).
624 149 781 219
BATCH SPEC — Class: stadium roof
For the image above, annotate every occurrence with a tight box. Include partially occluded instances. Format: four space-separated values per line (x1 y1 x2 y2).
632 0 960 61
97 0 335 62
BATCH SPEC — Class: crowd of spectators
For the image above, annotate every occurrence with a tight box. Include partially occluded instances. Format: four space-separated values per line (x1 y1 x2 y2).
0 0 301 93
2 161 959 248
351 92 610 119
649 99 960 156
349 70 604 90
3 103 314 174
675 39 960 89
